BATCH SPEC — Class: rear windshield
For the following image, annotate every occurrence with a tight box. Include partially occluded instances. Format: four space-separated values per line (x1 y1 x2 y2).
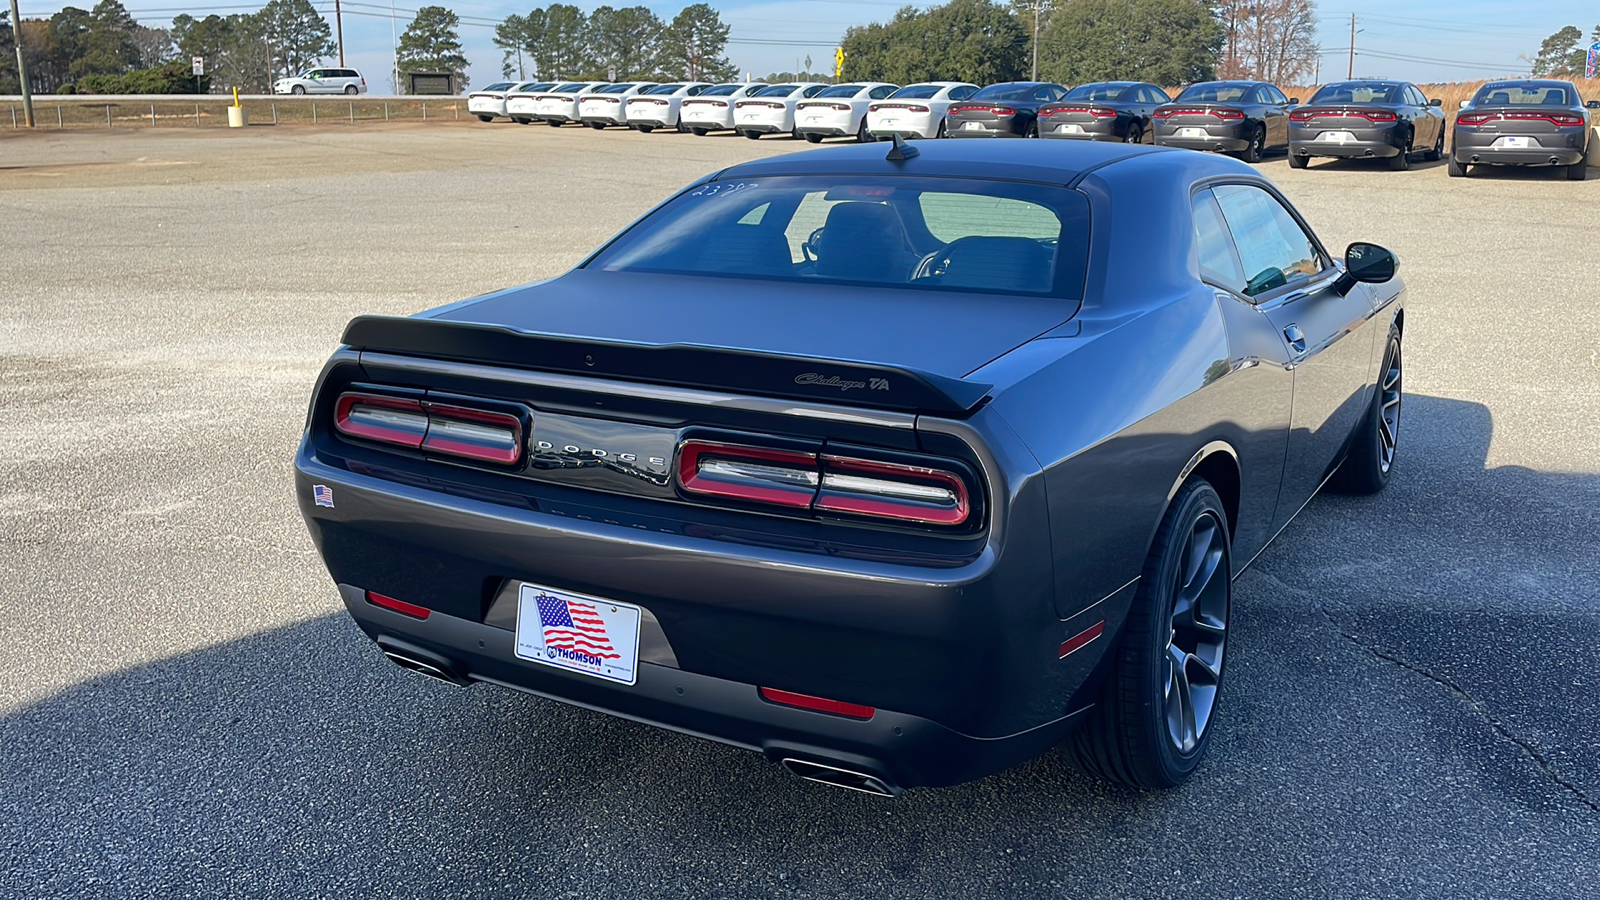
597 83 637 94
519 83 555 92
1177 83 1251 103
816 84 865 98
1472 82 1572 106
1065 83 1129 101
483 82 513 91
1310 82 1400 104
703 83 751 96
646 84 684 94
891 85 943 99
971 84 1038 101
587 176 1090 299
754 84 802 97
551 83 586 93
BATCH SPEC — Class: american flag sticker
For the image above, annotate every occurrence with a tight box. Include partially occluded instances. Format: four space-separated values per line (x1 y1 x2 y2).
515 583 641 685
312 484 335 508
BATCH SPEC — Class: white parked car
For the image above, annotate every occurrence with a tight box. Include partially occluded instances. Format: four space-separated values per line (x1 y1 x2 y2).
624 82 713 132
733 83 829 140
468 82 537 121
272 67 366 95
865 82 981 139
794 82 900 142
505 82 558 124
680 83 769 135
579 83 659 129
535 82 608 126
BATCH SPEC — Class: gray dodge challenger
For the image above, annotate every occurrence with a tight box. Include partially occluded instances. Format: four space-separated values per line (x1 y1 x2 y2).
295 139 1406 794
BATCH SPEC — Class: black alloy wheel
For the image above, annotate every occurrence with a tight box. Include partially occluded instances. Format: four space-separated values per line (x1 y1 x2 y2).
1425 126 1444 161
1388 129 1413 170
1125 123 1143 144
1238 125 1265 163
1067 479 1232 788
1331 324 1403 494
344 85 358 95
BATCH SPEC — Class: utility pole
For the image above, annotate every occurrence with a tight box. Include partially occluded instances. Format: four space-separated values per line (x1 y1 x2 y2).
1348 13 1356 79
8 0 34 127
335 0 345 66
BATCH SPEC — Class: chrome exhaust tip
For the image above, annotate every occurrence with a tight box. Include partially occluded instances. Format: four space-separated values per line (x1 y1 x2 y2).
376 637 471 687
780 758 899 797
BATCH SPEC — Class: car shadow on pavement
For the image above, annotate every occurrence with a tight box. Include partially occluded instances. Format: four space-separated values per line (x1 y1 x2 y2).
3 395 1597 898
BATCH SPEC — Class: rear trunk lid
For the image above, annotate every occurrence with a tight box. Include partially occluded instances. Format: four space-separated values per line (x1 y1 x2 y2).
1457 105 1584 134
1155 103 1246 126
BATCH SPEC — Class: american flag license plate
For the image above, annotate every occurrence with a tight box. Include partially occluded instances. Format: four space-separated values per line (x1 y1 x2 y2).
516 583 642 685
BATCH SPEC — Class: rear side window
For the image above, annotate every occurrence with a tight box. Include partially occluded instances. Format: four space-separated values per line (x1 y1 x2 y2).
587 175 1091 299
1192 191 1244 293
1210 184 1326 298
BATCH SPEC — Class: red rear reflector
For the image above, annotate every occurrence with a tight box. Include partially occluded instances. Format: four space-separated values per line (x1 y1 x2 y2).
759 687 874 719
367 590 431 620
1059 621 1104 658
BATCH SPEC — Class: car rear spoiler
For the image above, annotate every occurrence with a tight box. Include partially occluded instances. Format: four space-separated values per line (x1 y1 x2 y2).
341 315 994 416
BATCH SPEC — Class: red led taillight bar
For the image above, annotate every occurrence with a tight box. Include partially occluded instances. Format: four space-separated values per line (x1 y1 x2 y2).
333 392 523 465
677 439 972 527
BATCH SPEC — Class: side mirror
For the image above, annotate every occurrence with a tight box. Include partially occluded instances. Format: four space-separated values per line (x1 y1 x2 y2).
1587 100 1600 110
1336 242 1398 295
1288 97 1300 104
1458 99 1470 109
1429 98 1442 107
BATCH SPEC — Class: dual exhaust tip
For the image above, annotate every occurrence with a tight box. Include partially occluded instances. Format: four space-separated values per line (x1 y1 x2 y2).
375 637 903 797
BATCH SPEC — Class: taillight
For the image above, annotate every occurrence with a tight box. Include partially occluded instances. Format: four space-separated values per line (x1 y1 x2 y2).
1469 111 1584 126
1289 109 1314 121
334 391 523 465
1361 110 1396 122
1038 105 1061 116
829 103 850 111
951 105 1013 115
1089 106 1116 118
1212 109 1244 120
816 455 969 526
675 439 973 527
1457 112 1489 125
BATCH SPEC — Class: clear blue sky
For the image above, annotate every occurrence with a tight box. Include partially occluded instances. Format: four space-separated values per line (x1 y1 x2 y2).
15 0 1599 90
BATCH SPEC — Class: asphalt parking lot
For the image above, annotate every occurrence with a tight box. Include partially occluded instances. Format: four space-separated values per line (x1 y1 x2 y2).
2 122 1598 898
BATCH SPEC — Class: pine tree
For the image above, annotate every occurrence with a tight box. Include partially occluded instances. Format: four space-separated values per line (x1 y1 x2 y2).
397 6 470 89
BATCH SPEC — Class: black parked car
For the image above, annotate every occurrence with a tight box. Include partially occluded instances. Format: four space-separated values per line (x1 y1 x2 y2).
1288 80 1446 170
296 140 1405 795
1038 81 1172 143
1450 79 1598 180
945 82 1068 138
1154 80 1297 162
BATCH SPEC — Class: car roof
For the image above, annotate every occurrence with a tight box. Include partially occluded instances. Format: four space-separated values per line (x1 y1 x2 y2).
712 139 1213 187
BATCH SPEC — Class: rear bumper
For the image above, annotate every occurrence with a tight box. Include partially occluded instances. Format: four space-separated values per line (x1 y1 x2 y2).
580 115 626 126
1155 135 1250 152
797 125 851 137
1453 146 1584 166
946 128 1023 139
736 123 783 134
1040 130 1121 142
1290 138 1400 159
342 585 1087 790
628 116 672 127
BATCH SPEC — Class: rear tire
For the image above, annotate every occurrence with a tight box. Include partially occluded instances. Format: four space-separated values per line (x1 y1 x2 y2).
345 85 359 96
1447 152 1468 177
1329 324 1403 495
936 120 947 139
1024 123 1038 138
588 121 605 130
1124 123 1143 144
743 130 761 140
1237 125 1264 163
636 124 654 133
291 85 306 95
1288 153 1309 169
477 115 493 122
1387 131 1412 170
803 132 823 143
1567 160 1588 181
690 127 708 136
857 119 872 143
1066 479 1232 789
547 120 562 127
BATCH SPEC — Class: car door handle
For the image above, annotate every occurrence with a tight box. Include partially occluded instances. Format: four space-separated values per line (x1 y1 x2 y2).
1284 324 1307 353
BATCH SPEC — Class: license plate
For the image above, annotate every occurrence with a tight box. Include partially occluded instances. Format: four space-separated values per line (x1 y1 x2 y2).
963 121 986 130
881 118 897 125
1177 127 1206 138
1056 123 1084 133
743 113 759 120
1495 136 1531 149
806 116 821 123
1317 131 1356 143
515 583 642 685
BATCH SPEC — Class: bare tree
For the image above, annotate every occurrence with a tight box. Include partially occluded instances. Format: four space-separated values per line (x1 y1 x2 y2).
1215 0 1317 84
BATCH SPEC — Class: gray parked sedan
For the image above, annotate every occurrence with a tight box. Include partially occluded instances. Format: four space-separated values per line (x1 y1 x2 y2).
1450 79 1598 180
1288 80 1446 171
1153 81 1297 162
1037 81 1172 144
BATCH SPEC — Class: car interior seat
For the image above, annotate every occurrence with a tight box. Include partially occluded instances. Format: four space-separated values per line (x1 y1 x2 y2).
1487 92 1511 105
814 203 919 283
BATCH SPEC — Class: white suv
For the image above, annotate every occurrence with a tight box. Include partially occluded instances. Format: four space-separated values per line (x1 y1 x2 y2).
273 68 367 95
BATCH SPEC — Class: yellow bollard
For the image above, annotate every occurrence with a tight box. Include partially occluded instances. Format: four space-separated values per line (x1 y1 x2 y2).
228 86 248 128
